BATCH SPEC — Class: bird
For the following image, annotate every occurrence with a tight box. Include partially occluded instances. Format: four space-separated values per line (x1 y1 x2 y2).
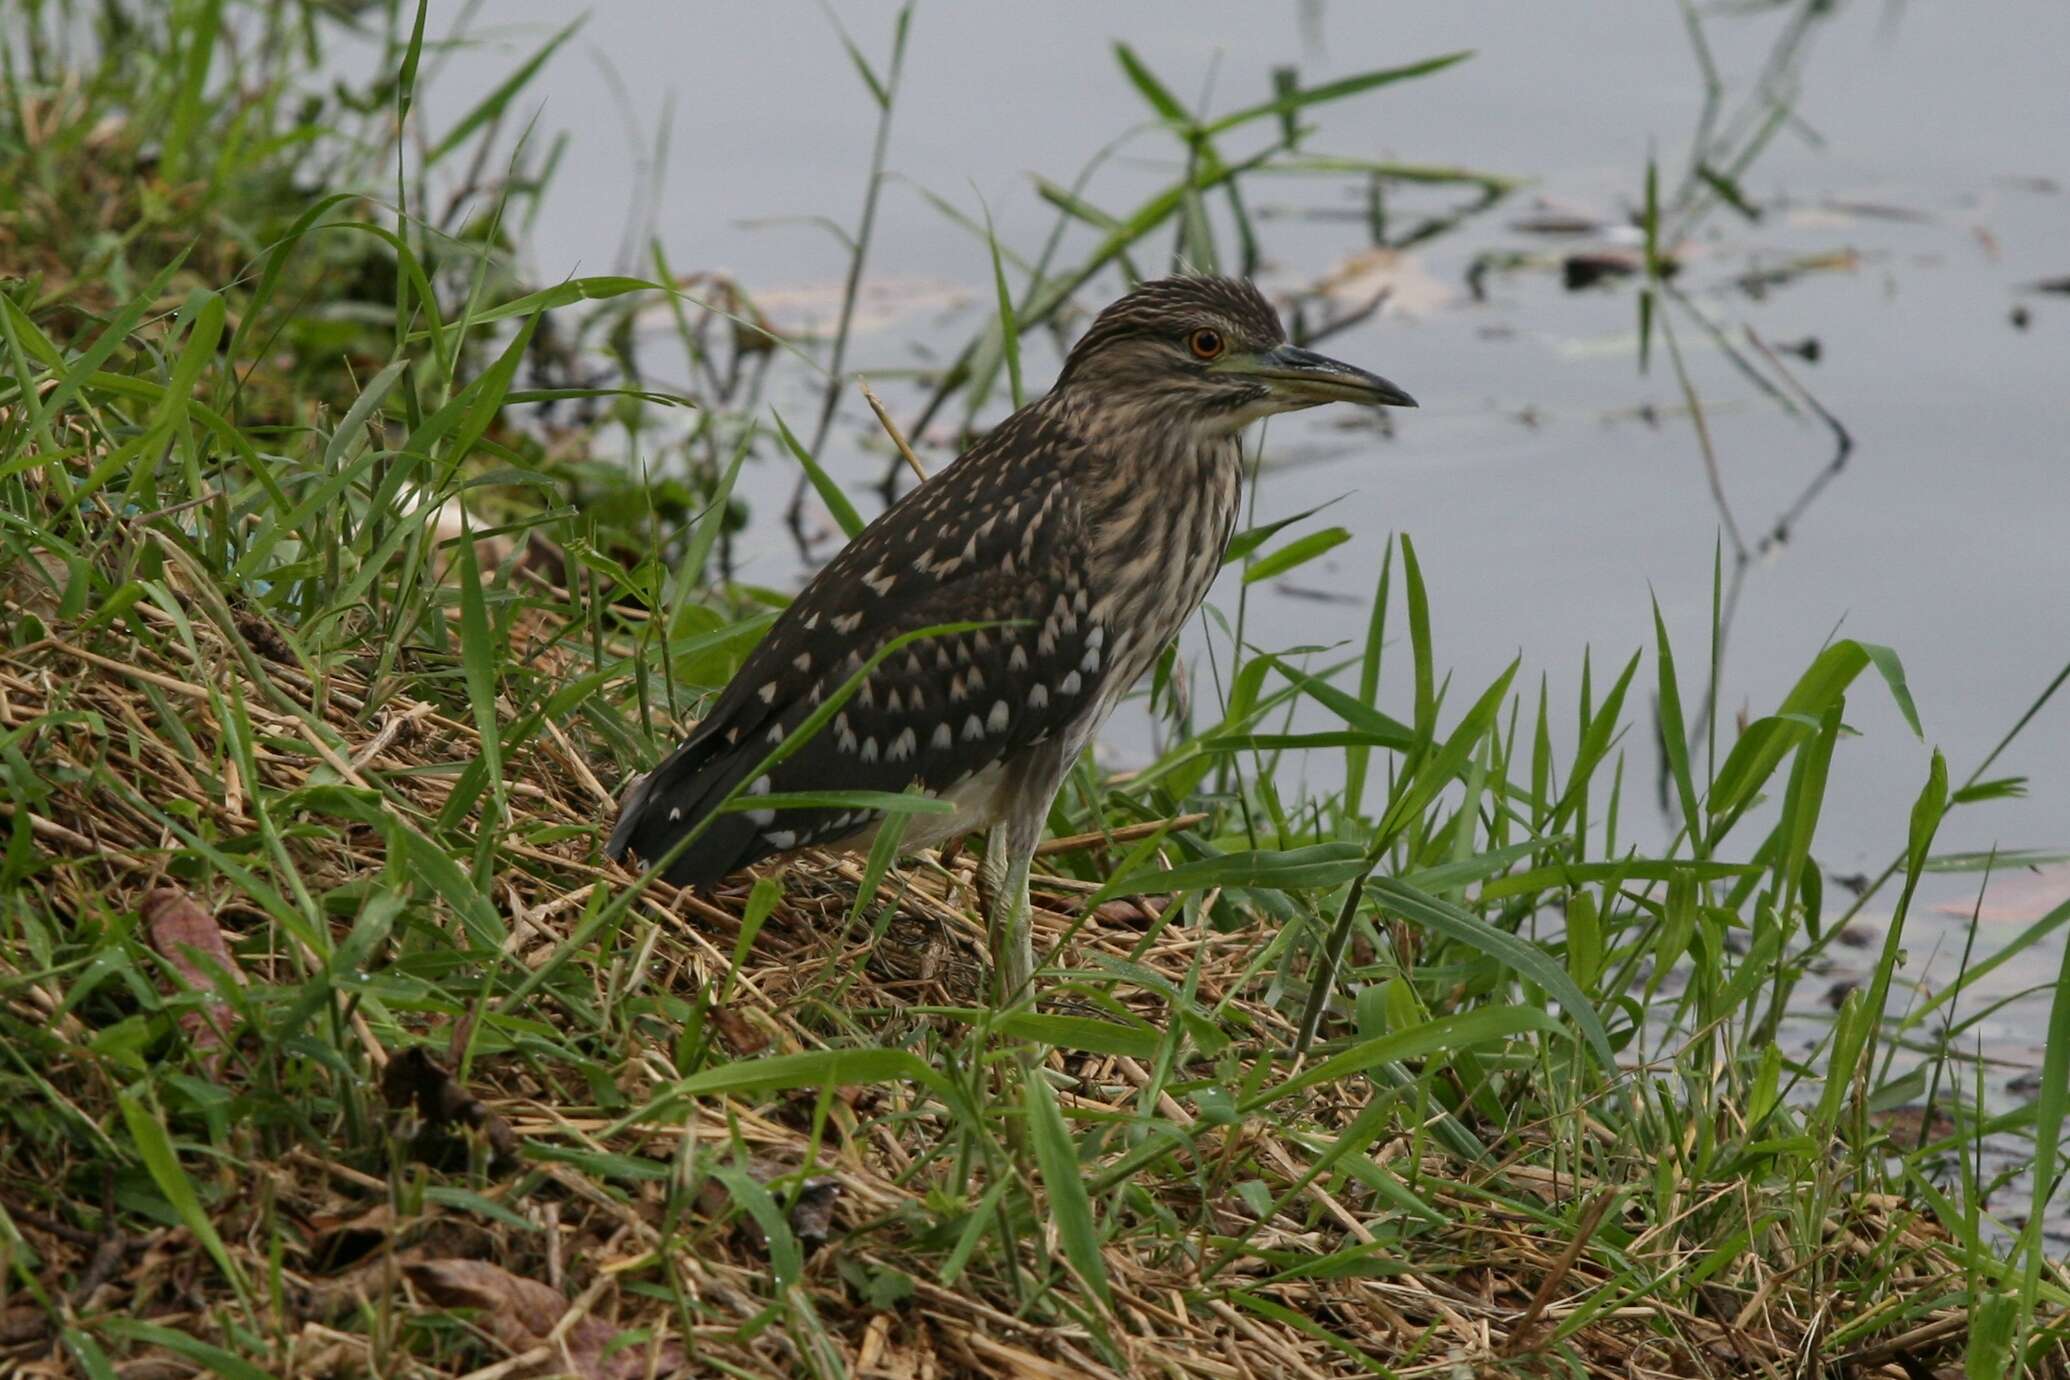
607 275 1414 1002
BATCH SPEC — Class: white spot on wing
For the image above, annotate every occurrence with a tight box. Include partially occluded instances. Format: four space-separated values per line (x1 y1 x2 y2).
987 700 1010 734
1008 644 1028 673
1029 683 1049 710
758 681 778 704
859 736 879 763
889 727 916 761
765 830 797 850
747 808 775 826
963 713 984 742
793 652 811 673
931 722 954 751
1061 670 1082 696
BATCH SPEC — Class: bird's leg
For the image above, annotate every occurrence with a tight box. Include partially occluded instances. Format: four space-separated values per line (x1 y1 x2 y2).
980 825 1035 1007
981 742 1069 1008
977 825 1036 1158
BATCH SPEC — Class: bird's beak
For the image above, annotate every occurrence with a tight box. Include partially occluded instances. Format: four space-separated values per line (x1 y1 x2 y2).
1217 343 1417 409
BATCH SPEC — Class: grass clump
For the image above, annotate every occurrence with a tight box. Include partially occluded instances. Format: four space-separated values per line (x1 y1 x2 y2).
3 2 2069 1377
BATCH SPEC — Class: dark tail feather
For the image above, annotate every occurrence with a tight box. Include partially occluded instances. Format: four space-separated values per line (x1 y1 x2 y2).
606 737 766 887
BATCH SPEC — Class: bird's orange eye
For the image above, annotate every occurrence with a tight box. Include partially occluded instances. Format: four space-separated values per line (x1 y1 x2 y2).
1188 328 1224 360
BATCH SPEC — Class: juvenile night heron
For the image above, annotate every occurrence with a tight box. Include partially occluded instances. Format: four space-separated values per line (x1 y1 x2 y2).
607 275 1413 1000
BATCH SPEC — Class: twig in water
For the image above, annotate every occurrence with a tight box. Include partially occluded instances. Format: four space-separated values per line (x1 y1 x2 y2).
1745 324 1853 554
1658 301 1747 563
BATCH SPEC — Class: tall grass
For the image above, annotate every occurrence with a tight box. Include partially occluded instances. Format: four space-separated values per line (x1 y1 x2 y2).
0 2 2066 1376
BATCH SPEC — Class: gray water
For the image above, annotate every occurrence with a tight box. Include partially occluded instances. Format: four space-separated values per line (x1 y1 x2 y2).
416 4 2068 1111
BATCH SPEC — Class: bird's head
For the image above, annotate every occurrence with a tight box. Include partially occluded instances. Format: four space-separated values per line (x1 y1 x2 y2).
1052 275 1415 437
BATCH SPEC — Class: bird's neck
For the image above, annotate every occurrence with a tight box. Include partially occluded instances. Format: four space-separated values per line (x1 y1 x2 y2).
1054 388 1245 508
1051 391 1246 687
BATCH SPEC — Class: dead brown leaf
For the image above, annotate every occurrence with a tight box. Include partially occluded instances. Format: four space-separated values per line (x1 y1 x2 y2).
141 886 246 1068
788 1177 843 1249
381 1046 519 1162
708 1003 770 1055
1304 246 1453 316
0 1304 49 1345
1870 1105 1958 1152
306 1202 397 1272
404 1258 685 1380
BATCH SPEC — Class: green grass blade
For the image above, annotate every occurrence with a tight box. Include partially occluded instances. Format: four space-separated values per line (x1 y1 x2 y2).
984 204 1024 409
1365 876 1620 1076
117 1088 249 1301
163 0 225 188
1650 595 1702 846
1252 1004 1565 1107
678 420 754 593
1085 843 1368 909
1024 1070 1113 1310
1112 43 1190 124
93 1320 271 1380
1244 527 1351 584
774 408 865 539
1202 52 1473 136
1344 538 1394 818
454 508 505 880
1400 533 1436 758
427 16 583 166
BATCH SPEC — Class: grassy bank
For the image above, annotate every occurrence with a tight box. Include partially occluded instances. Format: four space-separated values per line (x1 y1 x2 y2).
3 3 2068 1376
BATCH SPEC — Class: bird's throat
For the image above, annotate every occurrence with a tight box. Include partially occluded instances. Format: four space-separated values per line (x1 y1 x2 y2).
1081 426 1244 697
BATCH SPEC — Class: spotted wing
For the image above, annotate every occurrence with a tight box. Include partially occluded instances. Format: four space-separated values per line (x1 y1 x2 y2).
607 407 1116 885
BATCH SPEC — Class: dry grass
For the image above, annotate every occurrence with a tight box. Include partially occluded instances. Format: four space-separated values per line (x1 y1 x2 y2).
0 580 2046 1379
